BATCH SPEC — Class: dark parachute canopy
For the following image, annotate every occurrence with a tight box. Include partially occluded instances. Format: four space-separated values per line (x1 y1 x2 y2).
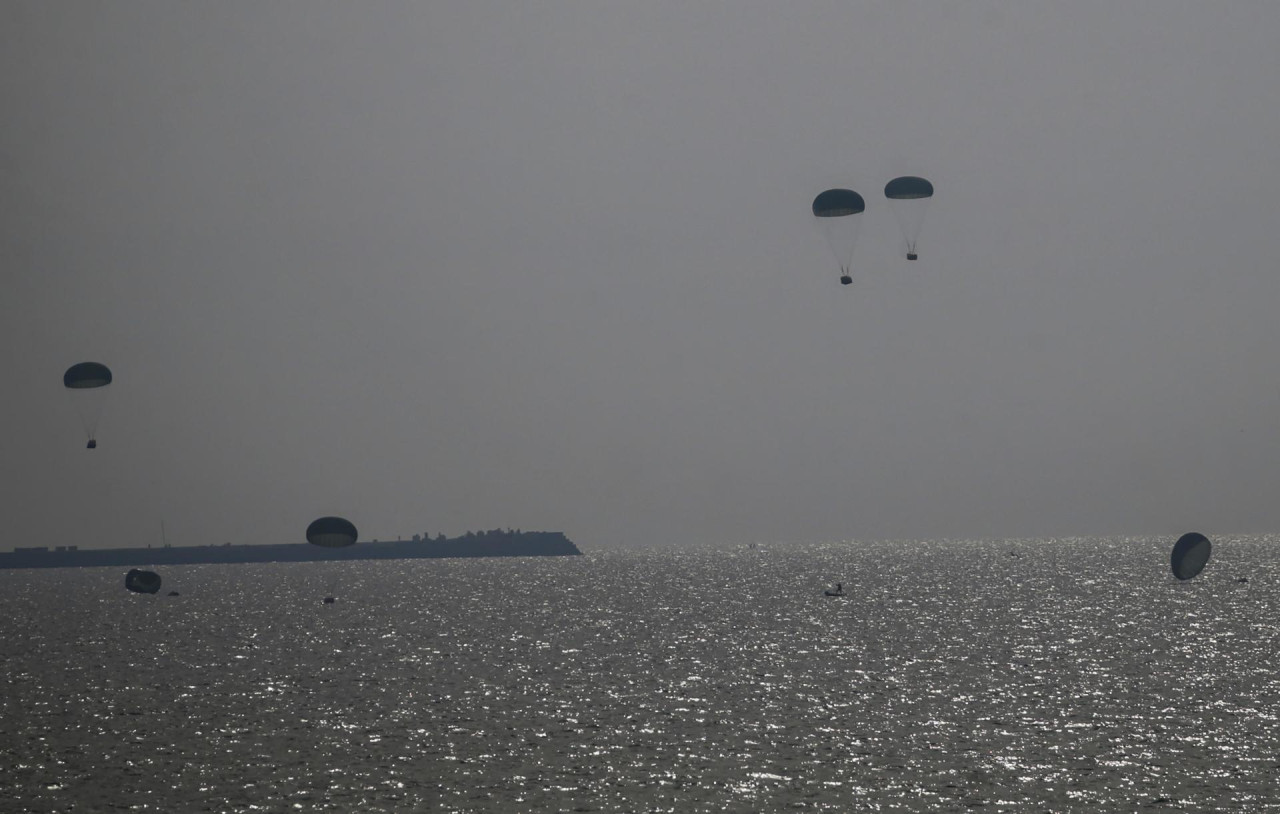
1170 532 1211 581
884 176 934 260
812 189 866 285
125 569 162 594
812 189 867 218
63 362 113 448
884 176 934 200
307 516 358 548
63 362 113 388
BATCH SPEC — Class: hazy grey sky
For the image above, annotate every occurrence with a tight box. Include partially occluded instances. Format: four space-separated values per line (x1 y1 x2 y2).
4 2 1280 549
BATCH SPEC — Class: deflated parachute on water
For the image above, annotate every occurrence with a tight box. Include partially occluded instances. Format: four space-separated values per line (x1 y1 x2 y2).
1170 532 1211 581
124 569 161 594
812 189 865 285
306 516 358 548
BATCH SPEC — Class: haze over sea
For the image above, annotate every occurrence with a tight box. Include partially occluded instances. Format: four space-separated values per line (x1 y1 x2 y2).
3 536 1278 813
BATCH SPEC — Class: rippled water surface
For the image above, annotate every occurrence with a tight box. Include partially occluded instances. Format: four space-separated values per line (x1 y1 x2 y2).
2 536 1279 812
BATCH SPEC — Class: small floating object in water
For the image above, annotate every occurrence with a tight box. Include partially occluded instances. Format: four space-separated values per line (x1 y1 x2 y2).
124 569 161 594
1237 577 1249 584
824 582 846 597
323 597 336 604
1170 532 1211 581
167 591 180 596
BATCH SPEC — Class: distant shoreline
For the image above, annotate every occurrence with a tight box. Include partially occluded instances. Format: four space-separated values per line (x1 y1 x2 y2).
0 530 581 569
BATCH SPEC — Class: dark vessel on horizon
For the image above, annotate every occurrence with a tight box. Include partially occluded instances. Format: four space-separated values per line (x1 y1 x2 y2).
0 530 582 569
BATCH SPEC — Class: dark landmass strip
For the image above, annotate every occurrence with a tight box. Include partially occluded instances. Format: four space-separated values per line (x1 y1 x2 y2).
0 531 581 569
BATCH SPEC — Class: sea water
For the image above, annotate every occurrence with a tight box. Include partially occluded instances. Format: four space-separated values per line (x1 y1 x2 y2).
1 536 1278 812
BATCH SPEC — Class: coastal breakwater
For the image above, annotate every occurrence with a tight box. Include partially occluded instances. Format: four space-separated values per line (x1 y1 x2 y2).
0 531 581 569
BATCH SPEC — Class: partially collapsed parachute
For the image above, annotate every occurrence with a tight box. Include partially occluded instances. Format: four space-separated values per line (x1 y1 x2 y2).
884 176 933 260
63 362 112 448
812 189 865 285
125 569 162 594
307 516 358 548
1170 532 1211 581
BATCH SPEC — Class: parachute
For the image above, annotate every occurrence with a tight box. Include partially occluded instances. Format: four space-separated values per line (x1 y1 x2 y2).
812 189 865 285
1170 532 1211 581
125 568 162 594
308 518 356 602
306 516 358 548
63 362 112 449
884 176 933 260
